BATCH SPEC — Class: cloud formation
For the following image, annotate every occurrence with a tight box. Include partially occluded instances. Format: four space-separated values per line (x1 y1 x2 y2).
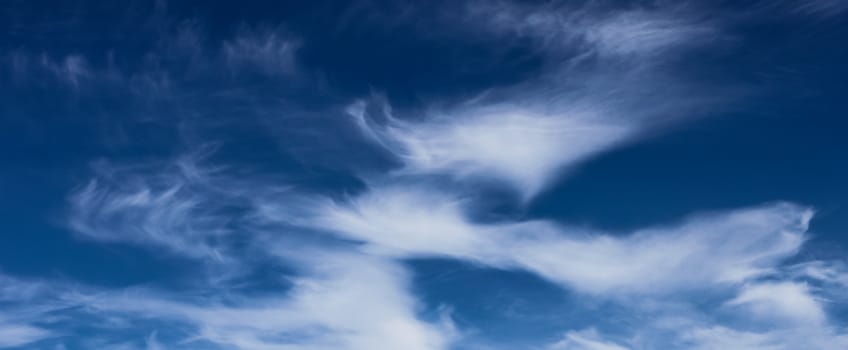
466 0 716 59
36 253 451 350
350 102 633 198
346 3 726 199
223 27 300 76
547 329 629 350
0 322 50 348
68 157 238 260
726 281 826 325
298 184 811 295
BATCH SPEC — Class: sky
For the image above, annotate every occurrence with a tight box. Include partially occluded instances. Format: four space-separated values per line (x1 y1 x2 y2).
1 0 847 349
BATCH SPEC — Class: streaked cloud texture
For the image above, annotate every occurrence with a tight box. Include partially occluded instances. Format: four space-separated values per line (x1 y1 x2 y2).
1 1 846 349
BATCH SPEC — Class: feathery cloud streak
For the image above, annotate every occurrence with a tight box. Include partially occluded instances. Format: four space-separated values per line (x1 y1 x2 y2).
348 3 725 199
287 185 810 295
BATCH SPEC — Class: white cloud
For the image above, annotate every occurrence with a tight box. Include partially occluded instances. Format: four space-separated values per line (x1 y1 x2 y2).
67 157 237 260
682 326 784 350
548 329 629 350
795 0 848 16
0 322 51 348
508 202 810 294
0 274 59 348
789 260 848 288
40 54 92 88
83 252 454 350
351 104 631 198
4 52 94 89
0 252 454 350
681 325 848 350
309 185 491 258
282 183 812 295
726 282 826 326
0 273 47 302
145 332 163 350
552 293 848 350
464 0 715 59
223 27 299 76
584 11 714 58
348 4 724 200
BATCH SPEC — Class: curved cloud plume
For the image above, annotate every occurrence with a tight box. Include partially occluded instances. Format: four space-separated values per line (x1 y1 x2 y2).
278 184 813 295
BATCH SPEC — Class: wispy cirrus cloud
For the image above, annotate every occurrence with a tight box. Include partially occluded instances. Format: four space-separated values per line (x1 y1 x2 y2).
223 27 300 76
39 54 92 88
0 273 64 348
0 322 50 348
726 281 826 326
3 20 300 101
2 51 94 90
67 156 239 261
61 253 452 350
0 251 455 350
795 0 848 16
538 280 848 350
0 250 454 350
61 154 455 349
681 326 785 350
289 184 810 295
547 328 629 350
465 0 717 59
788 260 848 291
347 3 726 199
349 101 633 199
679 320 848 350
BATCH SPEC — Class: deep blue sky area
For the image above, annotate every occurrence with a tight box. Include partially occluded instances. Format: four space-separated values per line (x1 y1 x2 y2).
1 1 847 349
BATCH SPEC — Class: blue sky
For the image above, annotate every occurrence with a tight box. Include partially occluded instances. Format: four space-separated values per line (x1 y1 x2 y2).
1 0 847 349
